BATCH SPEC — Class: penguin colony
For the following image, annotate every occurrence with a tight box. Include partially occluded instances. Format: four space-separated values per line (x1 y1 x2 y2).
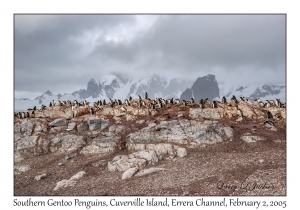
15 92 286 119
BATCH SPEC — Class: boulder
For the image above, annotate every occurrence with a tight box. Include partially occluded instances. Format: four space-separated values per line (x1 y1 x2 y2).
176 148 187 158
88 119 111 131
69 171 86 181
241 134 266 143
49 118 67 127
122 167 139 180
34 173 47 181
66 122 76 131
135 167 165 177
77 122 88 131
53 179 77 191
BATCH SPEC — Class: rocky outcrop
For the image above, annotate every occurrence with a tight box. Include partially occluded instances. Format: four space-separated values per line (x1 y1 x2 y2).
129 119 233 146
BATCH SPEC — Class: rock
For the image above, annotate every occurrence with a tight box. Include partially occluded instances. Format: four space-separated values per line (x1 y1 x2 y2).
34 173 47 181
189 108 224 120
241 134 266 143
53 179 77 191
135 167 165 177
258 159 264 163
177 112 184 118
176 148 187 158
69 171 86 180
148 123 157 128
80 144 116 156
17 165 31 172
49 118 67 127
77 122 88 131
66 122 76 131
65 153 76 160
19 120 34 135
93 160 106 168
136 120 145 124
122 167 139 180
88 119 111 131
50 135 86 153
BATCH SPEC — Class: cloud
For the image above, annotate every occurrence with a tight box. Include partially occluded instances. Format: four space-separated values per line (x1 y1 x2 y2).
14 14 286 98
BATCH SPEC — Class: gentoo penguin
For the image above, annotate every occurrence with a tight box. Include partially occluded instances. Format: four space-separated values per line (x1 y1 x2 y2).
254 98 261 104
118 99 122 105
182 100 187 106
240 96 245 101
103 99 106 105
275 99 282 108
33 106 37 111
138 95 142 100
263 101 270 108
90 107 94 115
191 98 195 103
204 98 210 104
258 101 264 107
151 103 155 109
142 101 146 107
231 95 237 103
212 101 218 108
237 109 243 118
109 98 113 104
26 112 30 118
21 112 25 118
266 111 273 119
175 99 180 104
129 96 132 101
222 96 227 104
145 92 148 100
99 100 102 106
49 102 52 107
264 120 275 127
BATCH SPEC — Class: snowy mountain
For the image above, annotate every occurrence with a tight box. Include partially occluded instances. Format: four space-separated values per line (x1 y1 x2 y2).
222 84 286 103
14 73 286 112
14 73 193 111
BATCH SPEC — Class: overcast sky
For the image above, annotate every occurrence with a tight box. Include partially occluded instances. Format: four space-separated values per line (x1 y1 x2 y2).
14 14 286 99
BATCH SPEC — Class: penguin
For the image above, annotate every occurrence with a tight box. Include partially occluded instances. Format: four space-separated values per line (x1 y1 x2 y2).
103 99 106 105
118 99 122 105
151 103 155 109
138 95 142 100
99 100 102 106
129 96 132 101
49 102 52 107
266 111 273 119
222 96 227 104
21 112 25 118
240 96 245 101
142 101 146 107
138 100 142 108
145 92 148 100
33 106 37 111
175 99 180 104
231 95 237 103
275 99 282 108
26 112 30 118
212 101 218 108
90 107 94 115
264 120 275 127
259 101 264 107
182 100 187 106
254 98 261 104
191 98 195 103
204 98 210 104
237 109 243 118
263 101 270 108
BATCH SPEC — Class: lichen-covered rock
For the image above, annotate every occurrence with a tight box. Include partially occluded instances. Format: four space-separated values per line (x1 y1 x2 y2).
66 122 76 131
129 120 233 146
122 167 139 180
88 119 111 131
49 118 67 127
241 134 266 143
50 135 86 153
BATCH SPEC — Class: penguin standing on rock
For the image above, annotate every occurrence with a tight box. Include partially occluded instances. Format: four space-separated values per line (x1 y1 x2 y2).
90 107 94 115
222 97 227 104
212 101 218 108
145 92 148 100
103 99 106 105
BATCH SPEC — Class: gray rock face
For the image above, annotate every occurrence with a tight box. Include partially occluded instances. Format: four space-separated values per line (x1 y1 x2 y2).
80 134 119 156
180 74 219 102
50 135 86 153
77 122 88 131
122 167 139 180
189 108 225 120
240 134 266 143
129 119 233 146
88 119 111 131
66 122 76 131
49 118 67 127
